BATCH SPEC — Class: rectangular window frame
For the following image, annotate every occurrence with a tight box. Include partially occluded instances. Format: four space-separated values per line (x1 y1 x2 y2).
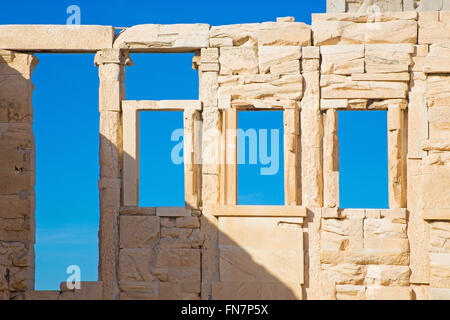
215 105 304 217
122 100 202 213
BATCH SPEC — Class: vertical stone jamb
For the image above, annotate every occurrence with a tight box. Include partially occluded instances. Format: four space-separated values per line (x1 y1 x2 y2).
94 48 132 300
301 65 324 300
323 109 339 209
388 103 407 209
184 108 202 209
284 107 301 206
197 47 220 299
220 108 237 205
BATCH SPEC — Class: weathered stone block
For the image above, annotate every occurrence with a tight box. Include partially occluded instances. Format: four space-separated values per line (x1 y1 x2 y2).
0 25 114 52
119 216 160 248
365 286 413 300
119 248 156 282
114 24 209 52
219 47 258 75
365 265 411 286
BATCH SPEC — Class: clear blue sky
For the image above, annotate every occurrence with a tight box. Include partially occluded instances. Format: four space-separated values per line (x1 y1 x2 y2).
1 1 388 290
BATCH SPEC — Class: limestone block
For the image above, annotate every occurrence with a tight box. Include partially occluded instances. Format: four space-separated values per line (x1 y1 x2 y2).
257 22 311 46
119 207 156 216
364 218 407 239
421 167 450 210
344 248 410 265
419 11 450 44
159 282 182 300
423 43 450 73
418 0 443 11
211 22 311 47
219 47 258 75
8 267 27 292
114 24 210 52
322 264 367 285
59 281 103 300
25 291 60 300
154 248 200 282
357 0 404 12
0 194 33 221
218 217 303 285
119 216 160 248
217 75 303 100
431 288 450 300
312 17 417 45
0 25 114 52
212 282 302 300
156 207 191 217
175 217 200 229
218 217 303 251
209 37 233 48
303 46 320 59
258 46 301 74
322 217 363 251
200 48 219 63
210 23 262 47
430 253 450 288
321 80 408 99
219 248 303 284
119 281 159 297
428 106 450 140
430 222 450 253
321 45 365 75
365 265 410 286
365 50 411 73
0 169 33 195
426 75 450 106
302 59 320 71
270 60 301 75
119 249 156 282
365 286 413 300
408 79 428 159
321 99 348 110
335 284 365 300
161 227 192 239
351 73 410 81
327 0 347 13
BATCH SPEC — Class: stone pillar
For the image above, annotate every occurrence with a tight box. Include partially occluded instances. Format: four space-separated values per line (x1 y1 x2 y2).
323 109 339 209
301 58 324 299
0 50 38 300
197 48 220 299
284 108 302 206
387 103 407 209
94 49 132 300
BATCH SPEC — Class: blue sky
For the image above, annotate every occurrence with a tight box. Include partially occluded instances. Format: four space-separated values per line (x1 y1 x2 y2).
1 1 388 290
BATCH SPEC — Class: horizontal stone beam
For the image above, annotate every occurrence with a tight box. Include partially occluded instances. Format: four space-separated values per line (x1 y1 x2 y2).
123 100 202 111
0 25 115 52
210 205 307 217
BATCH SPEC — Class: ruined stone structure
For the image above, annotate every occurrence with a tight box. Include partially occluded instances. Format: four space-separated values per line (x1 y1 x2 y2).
0 1 449 300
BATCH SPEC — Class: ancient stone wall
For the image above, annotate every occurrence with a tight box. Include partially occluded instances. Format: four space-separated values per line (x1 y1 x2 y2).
0 4 449 300
327 0 450 12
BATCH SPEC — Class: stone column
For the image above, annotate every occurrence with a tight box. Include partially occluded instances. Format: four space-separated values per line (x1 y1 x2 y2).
0 50 38 300
94 49 132 300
